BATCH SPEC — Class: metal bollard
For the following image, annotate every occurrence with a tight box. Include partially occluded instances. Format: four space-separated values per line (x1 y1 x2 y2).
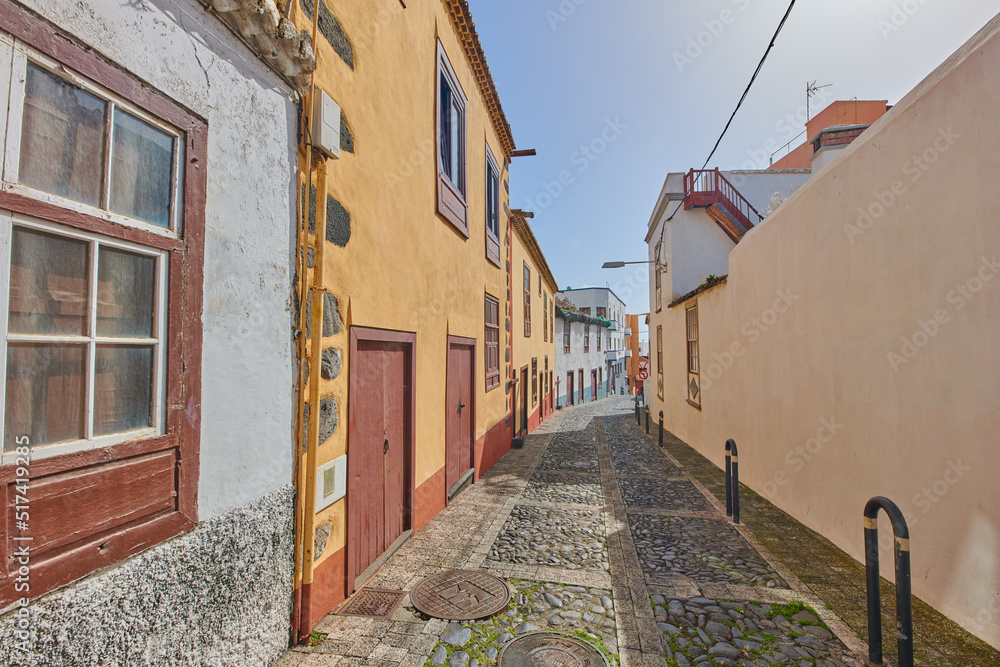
634 399 639 425
658 411 663 447
725 439 740 524
864 497 913 667
644 407 650 434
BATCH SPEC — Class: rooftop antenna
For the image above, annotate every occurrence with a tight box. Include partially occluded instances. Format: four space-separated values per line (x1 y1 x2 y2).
806 81 833 122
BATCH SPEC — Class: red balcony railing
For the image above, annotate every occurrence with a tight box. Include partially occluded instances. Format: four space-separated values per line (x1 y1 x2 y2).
683 168 763 233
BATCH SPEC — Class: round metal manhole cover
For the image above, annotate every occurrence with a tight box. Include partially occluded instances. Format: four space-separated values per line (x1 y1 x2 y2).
498 632 609 667
410 570 511 621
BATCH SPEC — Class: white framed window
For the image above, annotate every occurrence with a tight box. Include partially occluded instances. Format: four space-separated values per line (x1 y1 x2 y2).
1 213 168 462
1 39 185 240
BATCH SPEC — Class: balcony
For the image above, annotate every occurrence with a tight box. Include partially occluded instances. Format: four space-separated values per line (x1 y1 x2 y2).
624 327 633 336
607 321 618 331
683 168 764 241
625 350 633 358
606 350 622 361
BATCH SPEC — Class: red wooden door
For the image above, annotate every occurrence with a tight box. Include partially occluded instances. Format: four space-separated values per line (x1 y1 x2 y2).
446 341 474 495
578 370 584 403
567 372 574 406
592 370 598 402
348 340 408 588
520 367 528 433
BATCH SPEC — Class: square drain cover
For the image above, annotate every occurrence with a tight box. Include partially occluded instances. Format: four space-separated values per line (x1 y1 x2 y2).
337 588 406 618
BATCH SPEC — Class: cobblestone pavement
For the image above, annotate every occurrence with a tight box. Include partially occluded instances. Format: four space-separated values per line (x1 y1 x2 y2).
275 398 871 667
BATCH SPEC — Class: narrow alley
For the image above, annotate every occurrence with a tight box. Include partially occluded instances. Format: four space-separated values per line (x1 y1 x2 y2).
277 397 874 667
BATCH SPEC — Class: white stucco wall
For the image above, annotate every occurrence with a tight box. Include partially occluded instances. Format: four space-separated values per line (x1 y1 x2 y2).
555 316 611 405
24 0 298 520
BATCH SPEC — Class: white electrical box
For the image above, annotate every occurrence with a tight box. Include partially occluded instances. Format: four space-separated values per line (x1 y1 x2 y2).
311 90 341 159
316 455 347 511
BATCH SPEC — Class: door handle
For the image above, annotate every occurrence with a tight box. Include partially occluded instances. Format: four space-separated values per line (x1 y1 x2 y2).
458 401 466 412
383 439 389 454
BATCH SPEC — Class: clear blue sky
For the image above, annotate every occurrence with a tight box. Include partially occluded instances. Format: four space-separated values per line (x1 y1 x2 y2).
465 0 998 337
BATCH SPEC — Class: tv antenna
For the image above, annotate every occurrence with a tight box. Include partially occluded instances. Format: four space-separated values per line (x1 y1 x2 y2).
806 81 833 121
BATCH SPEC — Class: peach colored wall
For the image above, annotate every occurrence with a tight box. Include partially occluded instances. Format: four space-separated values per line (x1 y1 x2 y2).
648 14 1000 648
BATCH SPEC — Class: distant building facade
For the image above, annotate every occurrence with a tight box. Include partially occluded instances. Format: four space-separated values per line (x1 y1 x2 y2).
554 308 610 407
557 287 629 395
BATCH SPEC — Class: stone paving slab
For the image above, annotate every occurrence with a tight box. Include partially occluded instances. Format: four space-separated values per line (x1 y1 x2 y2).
523 470 604 506
617 478 713 512
488 504 610 572
652 595 863 667
630 514 788 589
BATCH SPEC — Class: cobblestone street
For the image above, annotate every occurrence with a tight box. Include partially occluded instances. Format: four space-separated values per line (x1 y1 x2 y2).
277 397 870 667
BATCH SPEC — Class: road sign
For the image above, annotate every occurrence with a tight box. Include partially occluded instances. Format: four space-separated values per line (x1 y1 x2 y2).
638 359 649 373
638 369 649 381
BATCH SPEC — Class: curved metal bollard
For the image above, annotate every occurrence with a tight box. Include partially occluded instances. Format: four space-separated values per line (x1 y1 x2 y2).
725 439 740 524
864 497 913 667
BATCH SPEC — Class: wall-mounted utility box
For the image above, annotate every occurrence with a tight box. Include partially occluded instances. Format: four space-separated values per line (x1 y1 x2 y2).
312 90 341 159
316 455 347 511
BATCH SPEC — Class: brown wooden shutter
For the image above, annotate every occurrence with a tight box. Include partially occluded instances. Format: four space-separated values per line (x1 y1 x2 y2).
485 295 500 391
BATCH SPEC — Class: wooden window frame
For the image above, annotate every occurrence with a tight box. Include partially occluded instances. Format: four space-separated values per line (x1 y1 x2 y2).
484 293 500 391
686 303 700 408
656 325 664 400
583 324 590 353
542 292 547 342
0 1 206 606
484 145 500 266
563 324 570 354
522 262 531 337
531 357 537 406
654 241 662 313
596 326 601 352
436 41 467 235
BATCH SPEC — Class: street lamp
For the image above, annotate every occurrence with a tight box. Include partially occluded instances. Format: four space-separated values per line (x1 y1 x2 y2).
602 260 662 269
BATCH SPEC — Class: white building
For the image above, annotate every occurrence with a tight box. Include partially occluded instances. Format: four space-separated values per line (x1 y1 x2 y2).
557 287 630 395
0 0 312 663
645 169 811 309
554 308 611 407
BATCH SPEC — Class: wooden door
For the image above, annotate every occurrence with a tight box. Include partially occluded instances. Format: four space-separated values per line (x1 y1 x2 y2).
578 369 584 403
520 367 528 433
567 372 574 406
446 339 475 496
592 370 598 401
348 334 412 590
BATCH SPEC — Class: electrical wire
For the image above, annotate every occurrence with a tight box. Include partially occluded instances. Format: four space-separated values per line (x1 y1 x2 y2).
654 0 798 267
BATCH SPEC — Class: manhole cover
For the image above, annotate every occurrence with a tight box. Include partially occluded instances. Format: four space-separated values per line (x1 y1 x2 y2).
410 570 511 620
336 588 405 618
498 632 609 667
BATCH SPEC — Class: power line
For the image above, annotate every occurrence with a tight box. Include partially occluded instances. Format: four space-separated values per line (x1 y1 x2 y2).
655 0 798 262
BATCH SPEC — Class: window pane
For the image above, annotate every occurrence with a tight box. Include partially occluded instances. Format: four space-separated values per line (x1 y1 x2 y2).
450 102 461 190
93 344 154 436
110 109 174 228
440 78 453 179
9 226 90 335
5 343 86 448
20 63 106 207
97 246 156 337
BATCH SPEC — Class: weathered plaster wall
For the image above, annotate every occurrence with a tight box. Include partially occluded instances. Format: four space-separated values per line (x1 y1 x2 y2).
647 13 1000 648
1 0 298 660
0 486 294 666
24 0 299 519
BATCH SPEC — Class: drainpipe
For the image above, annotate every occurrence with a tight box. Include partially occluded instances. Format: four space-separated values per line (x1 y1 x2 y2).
291 0 323 646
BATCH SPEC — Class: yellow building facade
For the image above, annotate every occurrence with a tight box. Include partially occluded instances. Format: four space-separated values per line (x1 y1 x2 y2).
510 214 559 435
290 0 522 637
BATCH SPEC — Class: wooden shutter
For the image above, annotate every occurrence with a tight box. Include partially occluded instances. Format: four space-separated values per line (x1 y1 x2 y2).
485 152 500 265
485 295 500 390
